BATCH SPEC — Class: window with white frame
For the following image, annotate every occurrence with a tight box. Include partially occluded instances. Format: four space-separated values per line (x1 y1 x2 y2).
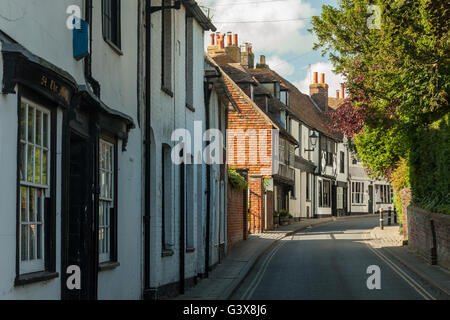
352 182 364 204
99 139 114 263
18 100 50 274
337 187 344 209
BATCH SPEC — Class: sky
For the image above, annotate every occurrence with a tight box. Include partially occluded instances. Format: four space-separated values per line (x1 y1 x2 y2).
197 0 345 96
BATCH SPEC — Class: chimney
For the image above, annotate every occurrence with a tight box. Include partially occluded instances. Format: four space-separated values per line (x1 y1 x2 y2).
257 55 268 68
227 32 232 47
210 33 215 46
340 83 345 99
233 34 238 46
218 34 224 49
240 42 254 69
309 71 329 111
313 72 318 84
336 90 340 98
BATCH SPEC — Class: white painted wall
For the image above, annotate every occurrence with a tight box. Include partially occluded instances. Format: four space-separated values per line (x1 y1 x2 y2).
0 0 142 299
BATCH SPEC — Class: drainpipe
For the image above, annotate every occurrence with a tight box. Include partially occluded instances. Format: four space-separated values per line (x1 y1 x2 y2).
84 0 100 96
179 157 185 294
143 0 152 298
204 81 212 277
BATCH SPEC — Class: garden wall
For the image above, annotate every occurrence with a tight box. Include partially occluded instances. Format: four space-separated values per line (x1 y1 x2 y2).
407 206 450 271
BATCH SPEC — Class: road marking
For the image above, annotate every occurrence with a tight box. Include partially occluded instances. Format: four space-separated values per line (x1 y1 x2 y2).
240 239 287 300
365 239 436 300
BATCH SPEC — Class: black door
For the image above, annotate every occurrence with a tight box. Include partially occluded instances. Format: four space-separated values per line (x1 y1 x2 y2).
331 184 337 217
62 132 97 300
368 185 374 214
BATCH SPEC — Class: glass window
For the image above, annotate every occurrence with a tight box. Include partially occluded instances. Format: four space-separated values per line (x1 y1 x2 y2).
99 139 114 263
18 101 50 274
102 0 121 49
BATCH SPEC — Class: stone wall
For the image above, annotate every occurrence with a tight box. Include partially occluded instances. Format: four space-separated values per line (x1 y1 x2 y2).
407 206 450 271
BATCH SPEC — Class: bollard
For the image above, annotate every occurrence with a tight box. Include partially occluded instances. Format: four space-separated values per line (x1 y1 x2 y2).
387 207 392 226
379 208 384 230
393 207 397 224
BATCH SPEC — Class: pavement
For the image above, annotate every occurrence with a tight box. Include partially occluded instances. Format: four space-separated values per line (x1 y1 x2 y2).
365 223 450 299
173 216 335 300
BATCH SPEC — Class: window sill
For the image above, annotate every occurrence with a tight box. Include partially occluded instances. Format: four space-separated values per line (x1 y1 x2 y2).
99 261 120 272
186 247 195 253
161 86 174 97
162 249 174 257
14 271 59 287
104 38 123 56
185 103 195 112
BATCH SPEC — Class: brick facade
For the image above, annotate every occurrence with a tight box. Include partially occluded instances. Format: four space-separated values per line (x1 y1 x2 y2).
227 183 248 249
407 206 450 271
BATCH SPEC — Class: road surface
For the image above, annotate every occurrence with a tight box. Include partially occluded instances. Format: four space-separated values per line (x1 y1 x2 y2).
231 216 437 300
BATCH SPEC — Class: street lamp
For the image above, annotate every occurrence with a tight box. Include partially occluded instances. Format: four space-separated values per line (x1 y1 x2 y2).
304 131 318 152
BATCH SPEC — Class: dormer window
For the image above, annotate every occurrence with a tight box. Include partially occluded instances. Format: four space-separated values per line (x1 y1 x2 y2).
280 90 289 106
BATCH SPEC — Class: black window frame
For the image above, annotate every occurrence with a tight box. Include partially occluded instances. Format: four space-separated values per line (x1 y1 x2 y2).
185 16 194 109
322 179 331 207
102 0 122 54
161 0 173 94
15 87 59 286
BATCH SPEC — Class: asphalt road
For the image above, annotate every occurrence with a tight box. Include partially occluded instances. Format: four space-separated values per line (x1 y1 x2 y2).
231 216 436 300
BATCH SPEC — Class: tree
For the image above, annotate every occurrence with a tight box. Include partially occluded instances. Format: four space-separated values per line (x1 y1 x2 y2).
310 0 449 213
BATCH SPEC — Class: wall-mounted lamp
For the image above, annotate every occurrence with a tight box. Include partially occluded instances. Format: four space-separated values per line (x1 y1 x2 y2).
304 131 318 152
150 0 181 14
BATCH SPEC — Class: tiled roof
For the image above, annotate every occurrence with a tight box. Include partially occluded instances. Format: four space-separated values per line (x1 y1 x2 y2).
216 62 256 84
250 67 341 140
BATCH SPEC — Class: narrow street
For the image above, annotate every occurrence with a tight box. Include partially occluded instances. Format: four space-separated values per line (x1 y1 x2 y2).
232 217 436 300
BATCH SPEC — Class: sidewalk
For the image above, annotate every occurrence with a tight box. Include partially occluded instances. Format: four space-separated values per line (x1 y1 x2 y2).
173 217 335 300
366 224 450 299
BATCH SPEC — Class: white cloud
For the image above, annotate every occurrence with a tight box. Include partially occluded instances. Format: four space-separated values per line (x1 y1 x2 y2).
293 62 346 96
199 0 316 54
265 56 295 77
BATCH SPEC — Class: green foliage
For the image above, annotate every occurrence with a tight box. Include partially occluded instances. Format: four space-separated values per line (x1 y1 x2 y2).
311 0 449 177
390 158 410 222
410 114 450 214
228 168 248 191
311 0 449 214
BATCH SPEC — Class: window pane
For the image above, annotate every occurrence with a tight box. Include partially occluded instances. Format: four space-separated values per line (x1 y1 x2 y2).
27 145 34 182
21 187 28 222
42 150 48 185
37 224 42 259
35 147 41 184
36 110 42 146
20 103 27 141
43 113 49 148
29 224 36 260
19 143 26 181
21 225 28 261
37 190 43 222
29 188 36 221
28 107 35 143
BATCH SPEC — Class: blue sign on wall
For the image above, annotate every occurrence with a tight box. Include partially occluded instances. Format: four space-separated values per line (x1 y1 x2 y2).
73 19 89 61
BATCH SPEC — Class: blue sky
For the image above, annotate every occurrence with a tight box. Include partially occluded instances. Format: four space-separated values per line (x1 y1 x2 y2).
197 0 345 96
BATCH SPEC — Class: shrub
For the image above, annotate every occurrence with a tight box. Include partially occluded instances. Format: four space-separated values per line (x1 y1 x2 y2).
228 168 248 191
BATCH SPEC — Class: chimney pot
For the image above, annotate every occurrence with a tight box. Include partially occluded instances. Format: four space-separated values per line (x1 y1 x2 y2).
336 90 340 98
313 72 318 84
260 55 266 65
233 34 238 46
210 33 215 46
341 83 345 99
227 32 232 47
320 73 325 84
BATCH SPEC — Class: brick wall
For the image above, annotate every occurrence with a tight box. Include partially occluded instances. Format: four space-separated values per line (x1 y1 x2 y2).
227 184 247 249
400 187 412 241
407 206 450 271
249 177 264 233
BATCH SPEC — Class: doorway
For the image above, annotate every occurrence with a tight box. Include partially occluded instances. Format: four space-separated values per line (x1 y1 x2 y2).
368 185 374 214
62 132 97 300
